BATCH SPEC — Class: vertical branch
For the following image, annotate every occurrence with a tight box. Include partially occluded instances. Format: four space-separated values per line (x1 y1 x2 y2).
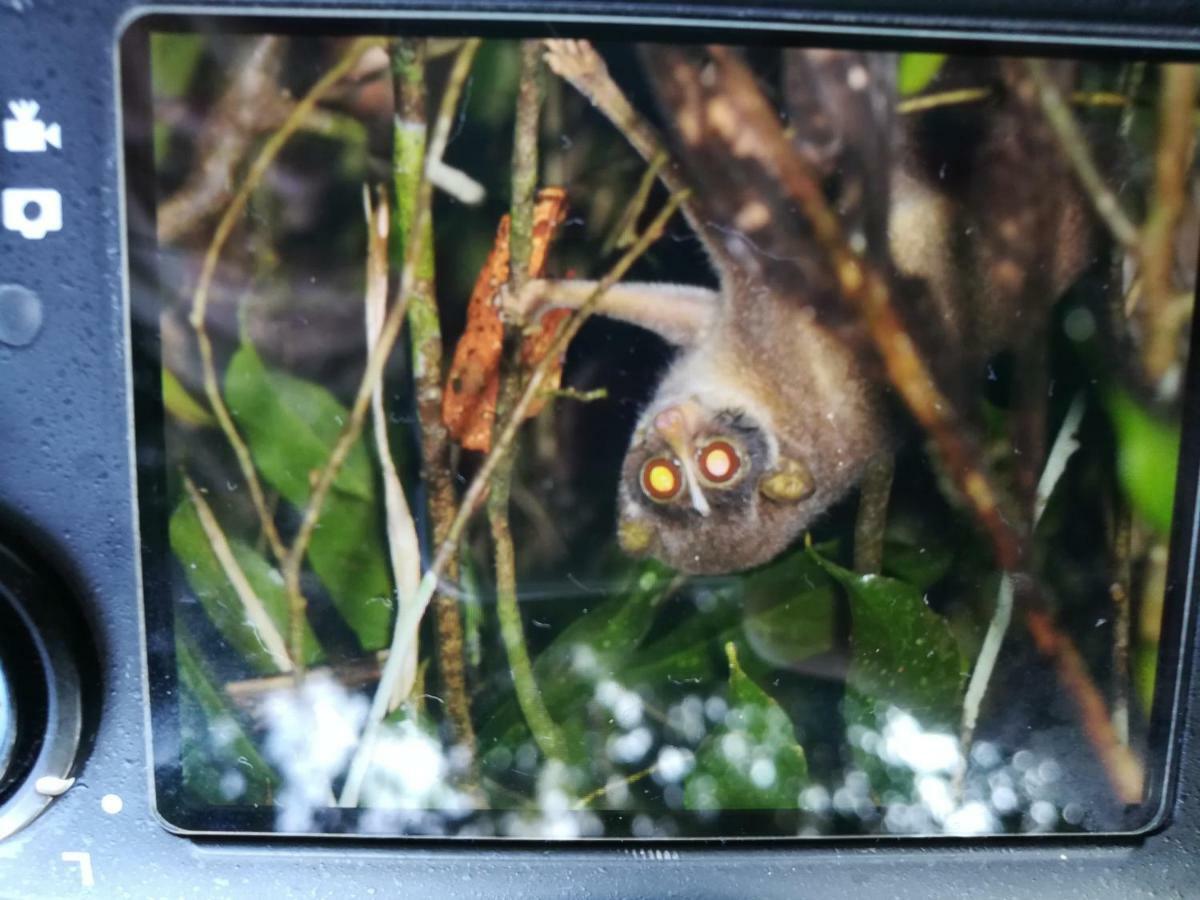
1140 64 1198 384
391 36 476 754
488 40 567 762
853 455 894 575
332 38 483 806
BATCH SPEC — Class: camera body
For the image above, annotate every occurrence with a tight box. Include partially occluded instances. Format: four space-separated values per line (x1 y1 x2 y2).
1 1 1199 896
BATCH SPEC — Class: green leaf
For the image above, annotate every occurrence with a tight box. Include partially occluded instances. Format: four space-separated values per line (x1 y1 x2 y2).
477 560 675 758
177 635 279 805
739 548 837 669
224 341 373 501
170 495 323 672
163 368 215 427
898 53 947 96
684 642 808 810
224 341 393 650
814 552 966 731
1107 388 1180 535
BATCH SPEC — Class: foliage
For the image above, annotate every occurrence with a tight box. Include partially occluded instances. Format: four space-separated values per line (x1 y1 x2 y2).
224 340 394 651
170 494 324 673
684 643 808 810
151 35 1186 837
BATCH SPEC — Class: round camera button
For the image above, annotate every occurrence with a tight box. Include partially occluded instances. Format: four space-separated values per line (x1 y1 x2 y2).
0 284 43 347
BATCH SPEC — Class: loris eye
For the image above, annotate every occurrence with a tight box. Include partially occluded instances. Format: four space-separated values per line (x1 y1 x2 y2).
697 439 742 486
640 457 683 502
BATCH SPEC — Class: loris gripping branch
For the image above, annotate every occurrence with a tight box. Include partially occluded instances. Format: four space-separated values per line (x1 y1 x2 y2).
510 42 1098 575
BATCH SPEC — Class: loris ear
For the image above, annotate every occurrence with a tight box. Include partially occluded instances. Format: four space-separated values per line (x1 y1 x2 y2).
758 457 815 503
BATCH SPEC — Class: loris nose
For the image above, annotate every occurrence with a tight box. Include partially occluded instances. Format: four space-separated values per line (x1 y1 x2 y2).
652 406 711 517
653 407 687 440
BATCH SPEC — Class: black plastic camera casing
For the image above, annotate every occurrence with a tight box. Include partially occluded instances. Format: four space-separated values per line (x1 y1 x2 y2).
1 1 1199 896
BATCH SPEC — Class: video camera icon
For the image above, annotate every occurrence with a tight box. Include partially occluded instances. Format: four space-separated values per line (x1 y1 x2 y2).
3 100 62 153
2 188 63 240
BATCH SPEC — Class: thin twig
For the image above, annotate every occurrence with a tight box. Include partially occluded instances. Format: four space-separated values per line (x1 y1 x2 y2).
363 185 423 704
573 763 660 810
896 87 1128 116
392 36 477 754
487 39 568 763
853 454 894 575
281 39 481 688
542 40 705 245
158 36 290 244
189 38 384 567
897 87 991 115
338 190 689 807
182 474 293 673
541 386 608 403
1027 59 1141 253
1139 63 1198 384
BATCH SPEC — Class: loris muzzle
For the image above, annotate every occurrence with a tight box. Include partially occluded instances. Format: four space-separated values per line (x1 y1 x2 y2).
532 42 1095 575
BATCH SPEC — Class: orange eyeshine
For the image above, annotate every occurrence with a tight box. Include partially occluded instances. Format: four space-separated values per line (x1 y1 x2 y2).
641 457 683 502
698 440 740 484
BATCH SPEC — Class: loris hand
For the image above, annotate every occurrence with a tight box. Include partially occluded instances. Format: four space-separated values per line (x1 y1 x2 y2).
498 278 552 326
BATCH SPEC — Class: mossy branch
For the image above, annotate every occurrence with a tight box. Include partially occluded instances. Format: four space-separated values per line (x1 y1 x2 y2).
391 35 477 756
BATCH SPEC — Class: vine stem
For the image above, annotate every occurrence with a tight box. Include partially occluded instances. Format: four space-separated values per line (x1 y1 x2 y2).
338 190 689 807
1026 59 1141 254
392 36 477 754
487 39 568 763
188 38 383 569
279 38 481 675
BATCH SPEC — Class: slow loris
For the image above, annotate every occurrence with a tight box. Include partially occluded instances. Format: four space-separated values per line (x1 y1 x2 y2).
512 42 1094 575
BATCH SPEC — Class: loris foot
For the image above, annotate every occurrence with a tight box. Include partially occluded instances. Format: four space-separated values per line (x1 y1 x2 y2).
543 39 608 90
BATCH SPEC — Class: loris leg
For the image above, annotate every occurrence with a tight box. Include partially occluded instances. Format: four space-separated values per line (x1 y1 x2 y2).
508 279 719 347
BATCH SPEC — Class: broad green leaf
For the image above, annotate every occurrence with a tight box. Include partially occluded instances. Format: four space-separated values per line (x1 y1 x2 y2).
478 560 675 758
898 53 947 96
1108 389 1180 535
224 341 393 650
684 642 808 810
815 553 966 731
177 636 279 805
170 496 323 672
739 548 837 669
532 560 676 682
163 368 215 427
224 342 373 501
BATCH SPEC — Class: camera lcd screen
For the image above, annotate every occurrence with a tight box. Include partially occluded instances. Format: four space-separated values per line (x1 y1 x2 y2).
122 18 1200 838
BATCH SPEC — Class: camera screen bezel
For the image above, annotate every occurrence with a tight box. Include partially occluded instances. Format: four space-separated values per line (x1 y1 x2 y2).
120 10 1200 841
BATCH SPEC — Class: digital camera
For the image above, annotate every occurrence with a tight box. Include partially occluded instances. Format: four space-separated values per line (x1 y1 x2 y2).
2 1 1200 896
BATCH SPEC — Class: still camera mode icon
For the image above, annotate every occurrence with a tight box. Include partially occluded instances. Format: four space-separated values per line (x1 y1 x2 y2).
2 189 63 240
3 100 62 153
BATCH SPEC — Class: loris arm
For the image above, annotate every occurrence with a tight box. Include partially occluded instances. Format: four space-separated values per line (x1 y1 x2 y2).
511 279 719 347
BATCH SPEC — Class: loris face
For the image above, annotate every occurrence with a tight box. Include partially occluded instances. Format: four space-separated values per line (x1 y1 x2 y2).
617 397 817 575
